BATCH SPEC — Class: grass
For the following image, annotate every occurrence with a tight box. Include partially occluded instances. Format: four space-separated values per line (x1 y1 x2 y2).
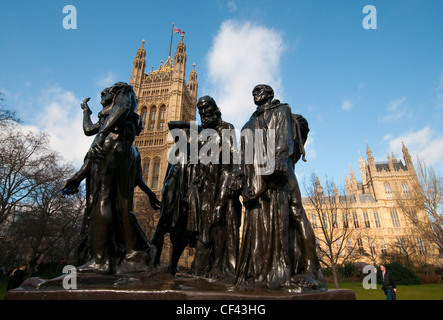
328 281 443 300
0 276 7 300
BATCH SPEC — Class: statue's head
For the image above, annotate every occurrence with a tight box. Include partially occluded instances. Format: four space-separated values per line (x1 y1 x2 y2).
252 84 274 106
197 95 222 129
101 82 137 112
100 87 113 107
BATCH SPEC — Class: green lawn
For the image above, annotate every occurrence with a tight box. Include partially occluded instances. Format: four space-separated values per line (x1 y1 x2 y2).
0 277 7 300
329 282 443 300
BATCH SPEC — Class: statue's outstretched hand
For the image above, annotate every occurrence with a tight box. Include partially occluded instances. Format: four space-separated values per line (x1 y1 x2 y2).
81 97 92 115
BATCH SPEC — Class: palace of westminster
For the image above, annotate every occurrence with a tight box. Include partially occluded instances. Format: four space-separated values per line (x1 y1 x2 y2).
129 36 441 268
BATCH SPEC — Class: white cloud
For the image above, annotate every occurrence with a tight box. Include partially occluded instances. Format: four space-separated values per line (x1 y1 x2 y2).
33 85 93 168
95 71 116 89
387 96 406 112
341 99 353 111
218 0 237 12
385 127 443 168
204 20 286 131
382 134 393 144
379 96 408 123
227 1 237 12
358 82 367 91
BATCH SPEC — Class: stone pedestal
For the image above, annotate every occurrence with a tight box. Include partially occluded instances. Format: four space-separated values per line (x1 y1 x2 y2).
5 268 355 301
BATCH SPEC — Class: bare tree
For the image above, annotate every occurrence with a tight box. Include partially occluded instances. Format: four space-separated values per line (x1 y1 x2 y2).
7 159 84 275
0 92 20 124
0 122 58 226
0 100 85 272
304 173 364 288
394 157 443 254
361 235 380 267
380 235 433 268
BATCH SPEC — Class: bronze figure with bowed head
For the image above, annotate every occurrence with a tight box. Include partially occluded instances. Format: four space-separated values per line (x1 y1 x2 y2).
187 96 242 279
235 84 326 291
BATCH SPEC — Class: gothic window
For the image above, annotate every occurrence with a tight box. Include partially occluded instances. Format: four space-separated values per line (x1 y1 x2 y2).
151 158 161 189
402 182 411 198
311 213 318 229
322 213 328 229
347 239 353 254
384 183 393 199
141 107 147 129
332 213 338 228
342 212 349 228
416 238 427 255
363 211 371 228
352 211 360 228
396 237 406 254
148 106 157 131
373 211 381 228
379 238 386 255
357 238 364 254
158 105 166 130
369 238 376 256
390 210 401 228
142 159 150 185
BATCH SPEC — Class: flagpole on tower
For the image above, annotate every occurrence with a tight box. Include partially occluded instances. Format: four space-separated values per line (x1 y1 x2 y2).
169 22 174 58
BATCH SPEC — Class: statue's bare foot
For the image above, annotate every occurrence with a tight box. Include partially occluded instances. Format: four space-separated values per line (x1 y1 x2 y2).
206 269 222 280
77 259 111 275
188 269 206 277
295 272 320 289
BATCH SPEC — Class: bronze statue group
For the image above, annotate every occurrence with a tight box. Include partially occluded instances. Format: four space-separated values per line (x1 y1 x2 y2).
62 82 327 292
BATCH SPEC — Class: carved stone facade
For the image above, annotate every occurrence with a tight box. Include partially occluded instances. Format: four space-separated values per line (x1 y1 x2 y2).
304 143 441 267
130 36 197 266
130 35 197 194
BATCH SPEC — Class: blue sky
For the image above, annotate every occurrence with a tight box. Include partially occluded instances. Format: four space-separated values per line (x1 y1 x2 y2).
1 0 442 195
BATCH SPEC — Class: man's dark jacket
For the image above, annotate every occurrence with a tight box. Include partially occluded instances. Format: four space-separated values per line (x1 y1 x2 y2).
381 270 396 291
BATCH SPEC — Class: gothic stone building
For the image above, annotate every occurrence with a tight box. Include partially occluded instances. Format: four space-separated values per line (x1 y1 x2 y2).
130 35 197 192
304 143 441 267
130 36 197 265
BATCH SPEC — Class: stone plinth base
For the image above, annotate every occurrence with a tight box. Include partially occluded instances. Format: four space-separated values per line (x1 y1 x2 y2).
5 268 356 300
